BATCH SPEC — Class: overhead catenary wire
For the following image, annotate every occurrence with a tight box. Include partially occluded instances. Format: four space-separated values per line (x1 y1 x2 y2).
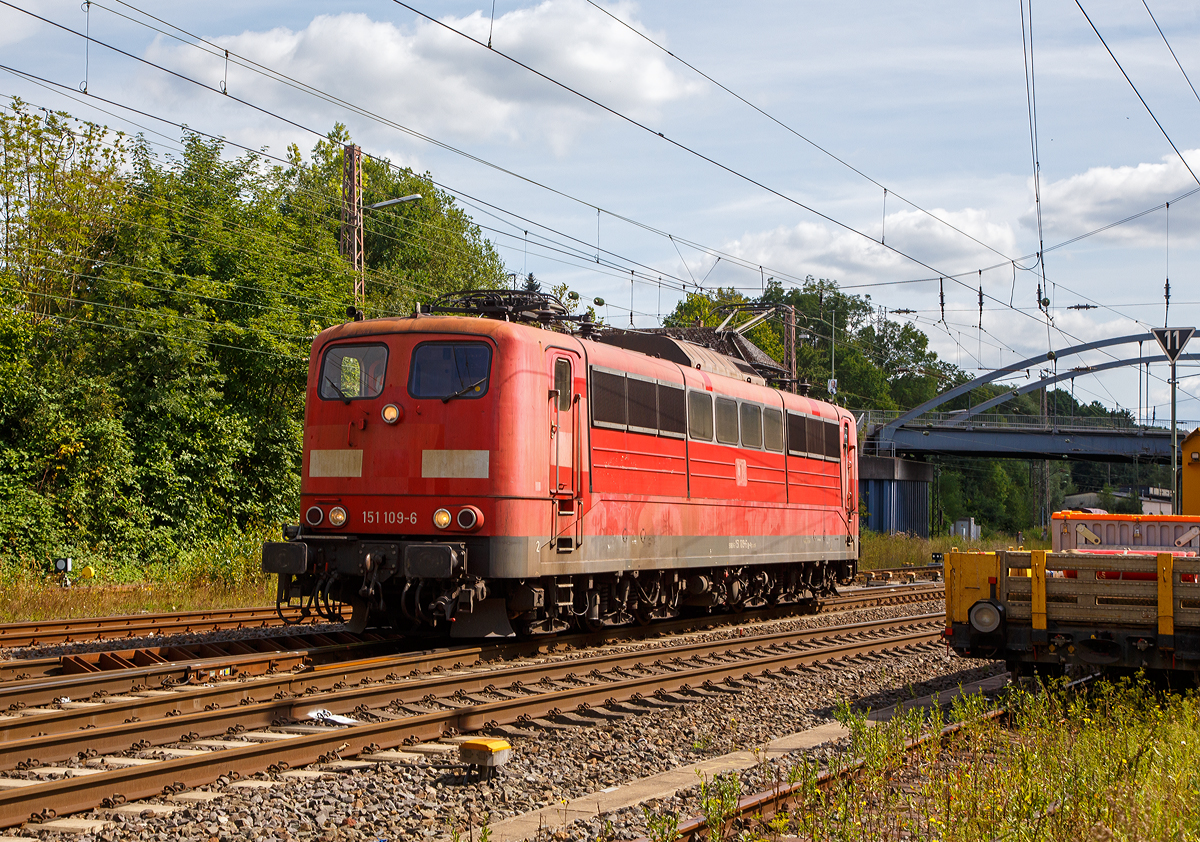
0 65 705 306
583 0 1020 266
1142 0 1200 108
379 0 1182 367
4 275 315 343
0 282 310 359
1020 0 1050 323
388 0 1050 317
80 0 790 291
1074 0 1200 188
0 0 1179 348
4 1 1196 409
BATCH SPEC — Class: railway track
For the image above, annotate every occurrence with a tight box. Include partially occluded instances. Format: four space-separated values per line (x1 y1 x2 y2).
0 576 941 652
0 603 943 828
855 565 943 583
0 606 305 648
0 582 943 690
0 583 943 712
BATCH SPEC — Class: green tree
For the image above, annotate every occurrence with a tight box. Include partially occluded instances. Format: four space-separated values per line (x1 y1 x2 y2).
0 109 511 572
0 99 129 324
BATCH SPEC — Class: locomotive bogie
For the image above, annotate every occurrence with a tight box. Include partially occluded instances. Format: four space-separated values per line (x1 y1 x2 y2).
268 311 859 636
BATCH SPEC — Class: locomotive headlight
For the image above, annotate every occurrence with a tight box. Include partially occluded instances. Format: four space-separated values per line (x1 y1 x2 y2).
381 404 402 424
305 506 324 526
433 508 452 529
328 506 348 527
457 506 483 530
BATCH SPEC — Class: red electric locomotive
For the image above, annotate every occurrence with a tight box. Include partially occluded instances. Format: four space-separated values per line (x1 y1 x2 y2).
263 291 858 636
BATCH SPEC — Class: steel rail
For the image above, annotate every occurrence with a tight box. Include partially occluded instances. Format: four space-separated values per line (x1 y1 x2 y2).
0 633 412 710
0 606 306 647
0 618 940 828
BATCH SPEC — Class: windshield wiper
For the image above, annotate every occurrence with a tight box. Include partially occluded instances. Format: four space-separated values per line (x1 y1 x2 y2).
442 377 487 403
324 376 351 404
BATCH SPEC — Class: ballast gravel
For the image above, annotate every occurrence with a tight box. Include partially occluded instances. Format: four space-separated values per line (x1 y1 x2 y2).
42 598 1003 842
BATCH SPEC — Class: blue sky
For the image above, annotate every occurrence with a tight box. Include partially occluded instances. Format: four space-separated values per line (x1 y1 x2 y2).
3 0 1200 421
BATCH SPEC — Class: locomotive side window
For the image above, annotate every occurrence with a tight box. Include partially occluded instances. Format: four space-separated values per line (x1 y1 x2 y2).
627 376 658 433
763 408 784 452
715 398 739 445
786 412 807 456
805 416 824 458
408 342 492 401
823 419 841 460
740 403 762 449
319 343 388 401
658 385 687 438
688 391 713 441
591 369 627 429
554 358 572 411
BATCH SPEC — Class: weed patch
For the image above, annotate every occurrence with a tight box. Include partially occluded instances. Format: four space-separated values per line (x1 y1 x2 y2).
859 529 1050 570
743 677 1200 841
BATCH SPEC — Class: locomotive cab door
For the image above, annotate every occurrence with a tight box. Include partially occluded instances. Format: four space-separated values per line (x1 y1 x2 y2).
842 418 857 537
548 352 581 552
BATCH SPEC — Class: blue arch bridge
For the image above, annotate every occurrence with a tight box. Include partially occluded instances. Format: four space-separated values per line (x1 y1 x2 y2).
856 331 1189 537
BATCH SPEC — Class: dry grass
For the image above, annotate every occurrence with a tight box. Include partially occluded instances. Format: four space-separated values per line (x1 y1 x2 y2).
859 529 1051 570
0 580 275 624
0 524 277 623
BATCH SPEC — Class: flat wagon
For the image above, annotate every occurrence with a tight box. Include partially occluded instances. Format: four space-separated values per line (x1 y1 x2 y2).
944 545 1200 681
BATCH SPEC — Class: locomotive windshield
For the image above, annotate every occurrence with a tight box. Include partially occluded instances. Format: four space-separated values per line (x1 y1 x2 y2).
409 342 492 401
319 344 388 401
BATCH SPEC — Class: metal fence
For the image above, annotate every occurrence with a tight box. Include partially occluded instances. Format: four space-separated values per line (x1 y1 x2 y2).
855 409 1195 435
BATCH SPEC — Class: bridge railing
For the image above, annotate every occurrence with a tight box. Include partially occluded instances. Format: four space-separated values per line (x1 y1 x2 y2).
857 409 1191 436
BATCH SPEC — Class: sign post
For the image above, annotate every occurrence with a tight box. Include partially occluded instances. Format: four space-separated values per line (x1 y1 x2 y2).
1152 327 1195 513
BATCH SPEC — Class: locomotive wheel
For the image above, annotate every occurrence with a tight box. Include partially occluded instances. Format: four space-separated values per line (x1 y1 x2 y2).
580 616 605 633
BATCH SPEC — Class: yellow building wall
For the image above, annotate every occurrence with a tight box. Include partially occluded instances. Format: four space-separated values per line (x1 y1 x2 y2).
1182 428 1200 516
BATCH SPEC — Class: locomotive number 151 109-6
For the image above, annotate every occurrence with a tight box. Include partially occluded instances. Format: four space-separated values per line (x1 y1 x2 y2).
361 510 419 526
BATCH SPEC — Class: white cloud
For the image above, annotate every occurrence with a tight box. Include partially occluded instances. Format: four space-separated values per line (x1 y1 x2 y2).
711 206 1017 285
1032 150 1200 243
142 3 701 153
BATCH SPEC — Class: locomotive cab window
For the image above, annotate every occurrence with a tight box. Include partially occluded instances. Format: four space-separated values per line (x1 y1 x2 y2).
409 342 492 401
688 391 713 441
554 358 572 411
319 344 388 401
715 398 739 445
